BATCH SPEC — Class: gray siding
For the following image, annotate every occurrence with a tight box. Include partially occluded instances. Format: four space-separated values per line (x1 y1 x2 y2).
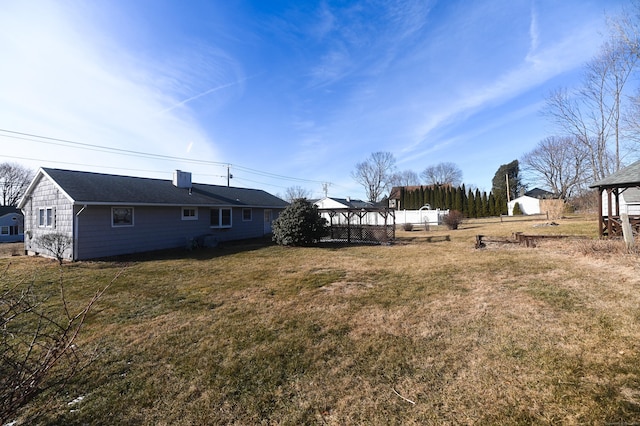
75 206 278 260
21 174 283 260
22 176 74 260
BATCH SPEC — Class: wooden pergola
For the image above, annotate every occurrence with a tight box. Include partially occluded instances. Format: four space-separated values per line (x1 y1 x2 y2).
590 160 640 237
317 207 396 243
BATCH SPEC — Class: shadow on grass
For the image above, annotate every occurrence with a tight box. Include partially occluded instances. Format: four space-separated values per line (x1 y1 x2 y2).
92 237 398 263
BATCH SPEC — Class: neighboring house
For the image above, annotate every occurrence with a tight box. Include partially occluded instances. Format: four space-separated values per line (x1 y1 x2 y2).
0 206 24 243
523 188 555 199
313 196 374 210
18 168 288 261
388 186 423 210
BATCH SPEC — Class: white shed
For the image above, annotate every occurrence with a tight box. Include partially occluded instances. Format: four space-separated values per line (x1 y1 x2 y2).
507 195 541 216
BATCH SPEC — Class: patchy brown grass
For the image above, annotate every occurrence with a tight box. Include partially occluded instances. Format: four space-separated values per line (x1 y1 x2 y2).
0 242 24 257
5 215 640 424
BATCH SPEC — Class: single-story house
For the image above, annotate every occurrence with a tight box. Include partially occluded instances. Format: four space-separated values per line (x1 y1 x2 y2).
0 206 24 243
18 168 288 260
313 196 374 210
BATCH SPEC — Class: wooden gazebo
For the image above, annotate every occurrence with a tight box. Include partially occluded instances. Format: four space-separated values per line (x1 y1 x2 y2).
590 160 640 237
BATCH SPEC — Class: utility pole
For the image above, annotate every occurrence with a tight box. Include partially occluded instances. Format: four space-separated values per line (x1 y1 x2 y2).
227 165 233 187
322 182 330 197
505 174 511 202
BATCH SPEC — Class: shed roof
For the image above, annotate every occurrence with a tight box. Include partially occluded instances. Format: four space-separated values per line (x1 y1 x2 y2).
19 168 288 208
590 160 640 188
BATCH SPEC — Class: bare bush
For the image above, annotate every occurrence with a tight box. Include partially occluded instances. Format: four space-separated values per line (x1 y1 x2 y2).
36 233 72 265
403 223 414 231
0 265 117 423
443 210 464 230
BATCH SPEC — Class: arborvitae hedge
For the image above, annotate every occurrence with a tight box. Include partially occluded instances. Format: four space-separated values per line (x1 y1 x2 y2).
397 185 505 218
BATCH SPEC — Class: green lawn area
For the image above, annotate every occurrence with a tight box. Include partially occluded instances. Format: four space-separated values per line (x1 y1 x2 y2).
4 215 640 424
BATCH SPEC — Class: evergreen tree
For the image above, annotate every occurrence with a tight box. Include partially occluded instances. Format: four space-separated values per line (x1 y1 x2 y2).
467 189 475 218
454 187 463 212
512 202 523 215
494 194 507 215
491 160 524 203
445 187 452 209
488 192 496 216
474 189 483 218
460 184 467 215
272 199 328 246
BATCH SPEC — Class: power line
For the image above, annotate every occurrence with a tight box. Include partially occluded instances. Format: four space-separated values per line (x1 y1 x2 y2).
0 128 331 185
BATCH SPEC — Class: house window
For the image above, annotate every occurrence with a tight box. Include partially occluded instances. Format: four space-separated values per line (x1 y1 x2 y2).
38 207 54 227
242 208 252 221
1 226 7 235
210 208 232 228
182 207 198 220
112 207 134 227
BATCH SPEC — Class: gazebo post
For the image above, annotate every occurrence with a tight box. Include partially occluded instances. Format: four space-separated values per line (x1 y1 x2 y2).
607 188 613 237
598 187 604 237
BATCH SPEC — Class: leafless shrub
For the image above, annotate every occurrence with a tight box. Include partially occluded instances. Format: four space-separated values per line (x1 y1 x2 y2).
36 233 72 265
402 223 414 231
0 264 118 423
443 210 464 230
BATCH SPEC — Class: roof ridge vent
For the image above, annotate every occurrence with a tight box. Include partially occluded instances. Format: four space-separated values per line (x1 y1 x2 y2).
173 170 192 189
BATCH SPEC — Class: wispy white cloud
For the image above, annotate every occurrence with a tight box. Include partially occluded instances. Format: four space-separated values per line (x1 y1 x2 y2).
0 1 227 180
402 8 605 158
527 1 541 60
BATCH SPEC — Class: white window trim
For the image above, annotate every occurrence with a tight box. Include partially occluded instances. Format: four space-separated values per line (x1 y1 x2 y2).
112 207 134 227
242 208 252 222
38 207 55 228
210 207 232 228
182 207 199 221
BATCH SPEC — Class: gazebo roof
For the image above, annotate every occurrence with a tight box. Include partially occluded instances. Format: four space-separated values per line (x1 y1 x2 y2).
590 160 640 188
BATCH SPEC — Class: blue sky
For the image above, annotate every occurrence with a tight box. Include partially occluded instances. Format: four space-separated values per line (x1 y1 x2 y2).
0 0 627 199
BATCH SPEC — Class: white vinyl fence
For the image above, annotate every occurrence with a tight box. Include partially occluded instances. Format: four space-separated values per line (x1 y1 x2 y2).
394 209 448 226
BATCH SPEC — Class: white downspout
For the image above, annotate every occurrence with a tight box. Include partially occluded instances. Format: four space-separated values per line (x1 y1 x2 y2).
74 205 87 261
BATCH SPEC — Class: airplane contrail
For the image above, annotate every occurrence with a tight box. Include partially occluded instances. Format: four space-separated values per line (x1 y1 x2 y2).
159 74 260 114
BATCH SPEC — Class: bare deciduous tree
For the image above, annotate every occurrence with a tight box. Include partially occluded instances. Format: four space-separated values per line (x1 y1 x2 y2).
420 162 462 187
544 11 639 181
390 170 420 187
521 136 588 200
351 152 396 202
0 162 34 206
283 186 312 203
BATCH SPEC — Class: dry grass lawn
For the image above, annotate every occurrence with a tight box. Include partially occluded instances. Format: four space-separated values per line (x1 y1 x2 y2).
4 215 640 424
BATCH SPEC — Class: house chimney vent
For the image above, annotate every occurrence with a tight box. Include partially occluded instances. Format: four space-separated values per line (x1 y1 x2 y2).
173 170 192 189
